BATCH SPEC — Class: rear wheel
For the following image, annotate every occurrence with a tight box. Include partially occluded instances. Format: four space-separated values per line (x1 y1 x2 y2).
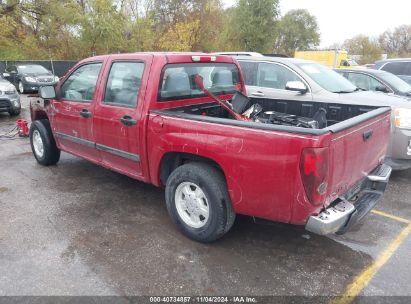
30 120 60 166
165 162 235 243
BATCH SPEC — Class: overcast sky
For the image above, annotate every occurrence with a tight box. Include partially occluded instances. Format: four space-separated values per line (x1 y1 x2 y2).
222 0 410 47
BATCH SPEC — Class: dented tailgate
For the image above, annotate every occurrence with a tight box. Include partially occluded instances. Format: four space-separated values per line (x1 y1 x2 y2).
326 107 391 205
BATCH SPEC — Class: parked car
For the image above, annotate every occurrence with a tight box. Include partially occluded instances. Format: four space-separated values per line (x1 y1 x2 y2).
30 53 392 242
0 74 21 116
335 68 411 98
375 58 411 85
236 56 411 170
2 64 59 94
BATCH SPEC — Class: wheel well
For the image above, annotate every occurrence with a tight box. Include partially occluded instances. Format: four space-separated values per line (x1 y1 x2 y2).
159 152 225 186
31 109 49 122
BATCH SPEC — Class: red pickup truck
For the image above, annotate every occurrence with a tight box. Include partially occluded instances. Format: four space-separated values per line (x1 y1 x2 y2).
30 53 392 242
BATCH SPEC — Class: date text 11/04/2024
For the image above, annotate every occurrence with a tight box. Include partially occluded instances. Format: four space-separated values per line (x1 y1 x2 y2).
149 296 257 303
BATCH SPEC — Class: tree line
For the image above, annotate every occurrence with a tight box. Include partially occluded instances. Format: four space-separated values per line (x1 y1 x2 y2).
0 0 409 63
341 25 411 64
0 0 320 60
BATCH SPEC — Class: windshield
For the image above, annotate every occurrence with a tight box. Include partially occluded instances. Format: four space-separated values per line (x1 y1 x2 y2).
296 63 357 93
17 65 49 74
379 72 411 94
159 63 240 101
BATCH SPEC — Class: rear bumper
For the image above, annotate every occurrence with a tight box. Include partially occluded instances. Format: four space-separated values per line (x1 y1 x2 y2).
305 163 392 235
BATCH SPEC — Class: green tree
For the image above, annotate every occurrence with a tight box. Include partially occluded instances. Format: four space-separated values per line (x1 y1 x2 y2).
159 20 200 51
153 0 224 52
343 35 382 64
0 0 84 60
190 0 225 52
78 0 127 56
227 0 279 53
273 9 320 56
125 12 157 52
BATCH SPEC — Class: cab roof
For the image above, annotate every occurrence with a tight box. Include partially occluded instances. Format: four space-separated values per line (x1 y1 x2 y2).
82 52 238 64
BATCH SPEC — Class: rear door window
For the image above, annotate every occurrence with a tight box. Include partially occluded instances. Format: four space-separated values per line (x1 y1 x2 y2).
158 63 240 101
381 62 406 75
104 61 145 107
347 73 383 91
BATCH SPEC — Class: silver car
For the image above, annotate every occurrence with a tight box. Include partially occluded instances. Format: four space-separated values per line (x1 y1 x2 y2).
0 75 21 116
375 58 411 85
235 56 411 170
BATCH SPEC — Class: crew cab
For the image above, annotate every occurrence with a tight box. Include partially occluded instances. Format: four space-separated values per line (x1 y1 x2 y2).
30 53 392 242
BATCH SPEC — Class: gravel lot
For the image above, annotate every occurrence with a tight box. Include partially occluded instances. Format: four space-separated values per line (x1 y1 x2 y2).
0 96 410 301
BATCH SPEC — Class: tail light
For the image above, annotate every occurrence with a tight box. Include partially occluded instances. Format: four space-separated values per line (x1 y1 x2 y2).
300 147 329 206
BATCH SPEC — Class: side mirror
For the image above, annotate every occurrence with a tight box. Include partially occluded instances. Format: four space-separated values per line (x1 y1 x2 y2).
375 85 389 93
39 86 56 99
285 81 308 94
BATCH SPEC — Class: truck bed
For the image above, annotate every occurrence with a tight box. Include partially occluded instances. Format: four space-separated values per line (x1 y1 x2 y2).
149 100 391 225
157 99 387 134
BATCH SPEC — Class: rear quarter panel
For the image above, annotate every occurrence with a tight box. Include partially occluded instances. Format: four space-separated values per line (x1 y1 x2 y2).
147 114 331 224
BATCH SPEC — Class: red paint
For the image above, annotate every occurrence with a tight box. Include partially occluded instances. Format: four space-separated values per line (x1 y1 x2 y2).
30 53 391 226
16 119 29 137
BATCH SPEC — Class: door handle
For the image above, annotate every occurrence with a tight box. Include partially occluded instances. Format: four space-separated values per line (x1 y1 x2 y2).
363 130 373 142
80 109 92 118
120 115 137 126
251 91 265 97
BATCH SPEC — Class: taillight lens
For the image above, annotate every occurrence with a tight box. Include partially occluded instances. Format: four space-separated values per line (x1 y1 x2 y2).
300 147 329 206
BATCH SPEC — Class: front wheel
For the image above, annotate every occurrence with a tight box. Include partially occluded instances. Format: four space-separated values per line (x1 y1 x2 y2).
18 81 25 94
165 163 235 243
30 120 60 166
9 108 21 116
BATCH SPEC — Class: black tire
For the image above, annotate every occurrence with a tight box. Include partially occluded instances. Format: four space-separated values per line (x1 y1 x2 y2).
9 108 21 116
165 162 235 243
29 119 60 166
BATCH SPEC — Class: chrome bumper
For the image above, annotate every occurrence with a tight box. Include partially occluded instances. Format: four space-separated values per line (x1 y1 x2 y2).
305 164 392 235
